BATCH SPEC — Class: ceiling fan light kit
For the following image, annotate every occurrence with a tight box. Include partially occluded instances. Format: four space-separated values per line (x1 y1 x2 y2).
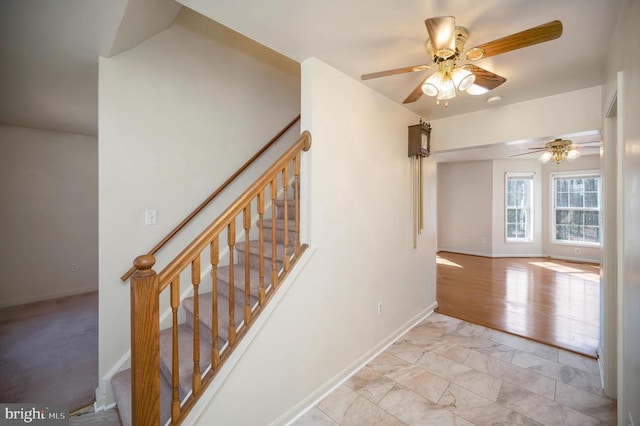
361 17 563 106
421 61 476 105
538 139 581 164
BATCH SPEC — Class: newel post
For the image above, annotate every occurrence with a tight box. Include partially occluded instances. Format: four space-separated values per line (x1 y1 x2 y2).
130 254 161 426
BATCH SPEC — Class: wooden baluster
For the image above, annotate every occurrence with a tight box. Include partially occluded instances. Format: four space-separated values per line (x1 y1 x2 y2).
293 154 301 257
210 239 220 369
282 166 290 271
243 206 252 325
170 278 180 422
270 179 278 287
130 255 160 426
227 221 237 346
191 256 201 395
257 191 266 306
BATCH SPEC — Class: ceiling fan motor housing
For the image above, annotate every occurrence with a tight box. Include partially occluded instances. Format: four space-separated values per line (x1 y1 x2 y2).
426 26 470 62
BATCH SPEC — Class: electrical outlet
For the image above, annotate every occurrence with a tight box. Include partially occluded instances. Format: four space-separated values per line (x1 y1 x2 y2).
377 301 383 315
481 237 487 244
145 209 157 225
71 263 79 272
575 247 581 255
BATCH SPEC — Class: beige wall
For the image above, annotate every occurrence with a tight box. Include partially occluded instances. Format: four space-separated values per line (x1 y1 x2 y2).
601 0 640 422
0 125 98 307
194 57 437 425
437 161 493 256
430 86 601 152
97 8 301 406
437 156 601 262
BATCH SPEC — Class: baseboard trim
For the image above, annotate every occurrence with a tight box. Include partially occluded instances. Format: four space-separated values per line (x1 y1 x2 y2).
437 248 492 258
0 287 98 309
437 249 599 264
275 301 438 426
596 345 605 391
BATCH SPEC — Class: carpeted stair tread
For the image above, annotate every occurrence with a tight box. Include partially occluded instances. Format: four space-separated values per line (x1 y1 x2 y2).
111 368 172 426
235 240 291 265
159 323 212 400
275 198 296 219
216 264 272 300
183 292 245 344
263 219 297 243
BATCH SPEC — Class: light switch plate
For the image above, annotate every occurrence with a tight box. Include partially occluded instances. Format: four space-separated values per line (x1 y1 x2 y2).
145 209 157 225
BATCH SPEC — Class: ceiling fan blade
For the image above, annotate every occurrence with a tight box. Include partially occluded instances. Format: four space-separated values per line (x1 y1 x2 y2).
467 65 506 90
510 149 546 157
403 77 428 104
361 64 432 80
466 20 562 60
527 147 546 150
425 16 456 57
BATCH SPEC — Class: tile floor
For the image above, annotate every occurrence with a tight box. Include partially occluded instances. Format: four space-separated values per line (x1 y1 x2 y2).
293 313 616 426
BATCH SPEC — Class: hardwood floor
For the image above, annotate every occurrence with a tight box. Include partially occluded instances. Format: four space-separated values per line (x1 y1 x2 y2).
436 252 600 357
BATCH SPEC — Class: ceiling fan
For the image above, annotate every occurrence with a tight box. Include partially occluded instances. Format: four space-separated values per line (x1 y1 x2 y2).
361 16 563 106
510 139 600 164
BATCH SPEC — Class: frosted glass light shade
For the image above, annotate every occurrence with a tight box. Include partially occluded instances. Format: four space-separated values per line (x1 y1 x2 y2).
422 72 440 97
437 77 456 100
452 67 475 91
539 151 553 164
567 148 581 161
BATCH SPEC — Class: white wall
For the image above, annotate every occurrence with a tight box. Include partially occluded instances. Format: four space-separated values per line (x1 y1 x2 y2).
430 86 601 152
97 8 301 405
602 0 640 423
437 161 493 256
0 125 98 307
438 156 601 262
491 159 543 257
194 57 437 425
541 154 601 263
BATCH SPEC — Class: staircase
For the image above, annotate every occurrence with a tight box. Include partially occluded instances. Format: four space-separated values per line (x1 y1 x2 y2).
111 199 295 426
111 130 311 425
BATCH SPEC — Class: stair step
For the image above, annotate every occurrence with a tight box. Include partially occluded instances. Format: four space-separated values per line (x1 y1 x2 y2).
216 264 266 304
111 368 172 426
275 198 295 219
263 218 297 243
235 240 291 270
159 323 212 400
183 292 245 344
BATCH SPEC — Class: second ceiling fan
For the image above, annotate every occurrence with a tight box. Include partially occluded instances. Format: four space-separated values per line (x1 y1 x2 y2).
361 16 563 106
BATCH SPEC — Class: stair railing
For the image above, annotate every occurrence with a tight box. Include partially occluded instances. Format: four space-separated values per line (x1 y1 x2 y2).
130 130 311 425
121 114 301 282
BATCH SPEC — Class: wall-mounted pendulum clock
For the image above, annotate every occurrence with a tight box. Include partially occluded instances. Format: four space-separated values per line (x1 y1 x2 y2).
408 120 431 248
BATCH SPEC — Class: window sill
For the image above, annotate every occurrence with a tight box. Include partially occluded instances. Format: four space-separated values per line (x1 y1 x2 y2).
550 240 601 248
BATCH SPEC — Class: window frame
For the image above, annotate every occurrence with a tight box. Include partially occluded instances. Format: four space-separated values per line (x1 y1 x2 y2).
504 172 534 243
550 170 601 247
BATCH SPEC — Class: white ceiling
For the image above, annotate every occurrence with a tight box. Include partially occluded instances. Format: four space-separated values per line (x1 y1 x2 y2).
181 0 622 121
0 0 180 137
179 0 622 160
0 0 623 158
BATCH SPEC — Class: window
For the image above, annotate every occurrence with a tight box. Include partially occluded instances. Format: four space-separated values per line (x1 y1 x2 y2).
551 171 601 245
505 173 533 242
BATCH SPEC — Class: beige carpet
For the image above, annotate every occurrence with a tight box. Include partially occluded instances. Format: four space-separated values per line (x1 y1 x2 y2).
0 291 98 411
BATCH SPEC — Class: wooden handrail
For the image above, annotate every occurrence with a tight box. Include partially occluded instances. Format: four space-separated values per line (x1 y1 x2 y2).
129 130 311 425
121 114 301 281
158 130 311 290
